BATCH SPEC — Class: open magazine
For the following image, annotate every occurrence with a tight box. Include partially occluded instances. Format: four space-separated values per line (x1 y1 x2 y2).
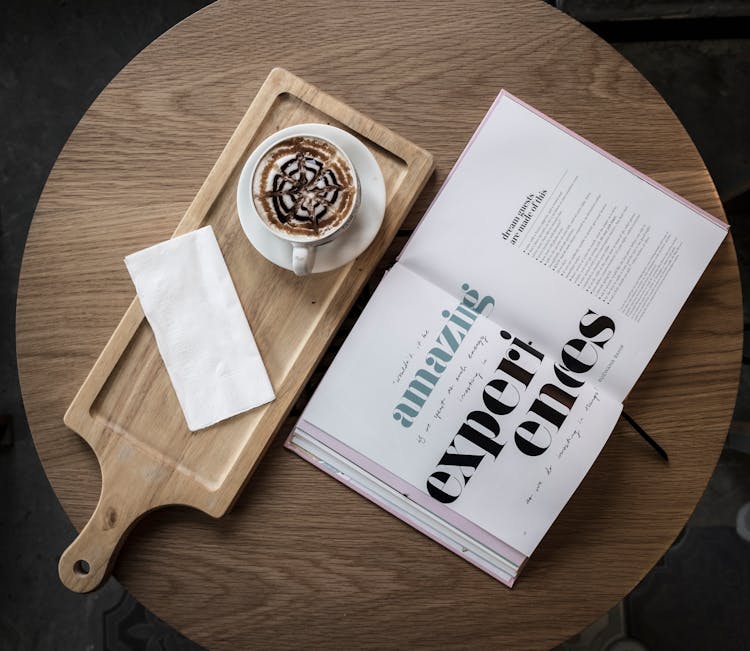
285 91 728 587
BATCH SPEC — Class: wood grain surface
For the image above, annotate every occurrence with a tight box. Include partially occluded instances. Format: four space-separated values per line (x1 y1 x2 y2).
16 0 742 648
58 67 433 593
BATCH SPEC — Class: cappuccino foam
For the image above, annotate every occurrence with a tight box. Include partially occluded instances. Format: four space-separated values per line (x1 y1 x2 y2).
252 136 357 238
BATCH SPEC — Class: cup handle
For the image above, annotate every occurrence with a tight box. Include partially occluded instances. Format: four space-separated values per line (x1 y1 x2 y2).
292 244 316 276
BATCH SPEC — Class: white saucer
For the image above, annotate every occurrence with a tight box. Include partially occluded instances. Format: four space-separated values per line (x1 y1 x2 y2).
237 123 386 274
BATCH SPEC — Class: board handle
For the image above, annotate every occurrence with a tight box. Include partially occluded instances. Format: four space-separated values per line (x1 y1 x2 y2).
58 471 145 593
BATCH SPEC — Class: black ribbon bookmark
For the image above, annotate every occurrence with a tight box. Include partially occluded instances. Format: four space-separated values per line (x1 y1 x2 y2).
622 411 669 463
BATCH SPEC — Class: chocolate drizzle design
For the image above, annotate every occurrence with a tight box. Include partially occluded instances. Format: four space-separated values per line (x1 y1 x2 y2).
253 136 356 237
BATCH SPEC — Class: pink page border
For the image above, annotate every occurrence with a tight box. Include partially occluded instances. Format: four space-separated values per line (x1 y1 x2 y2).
286 419 527 587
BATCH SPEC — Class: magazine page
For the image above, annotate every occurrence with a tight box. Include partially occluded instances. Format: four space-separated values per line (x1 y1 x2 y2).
399 91 727 402
300 263 622 557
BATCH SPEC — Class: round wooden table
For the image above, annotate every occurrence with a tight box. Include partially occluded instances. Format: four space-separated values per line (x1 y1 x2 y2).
17 1 742 648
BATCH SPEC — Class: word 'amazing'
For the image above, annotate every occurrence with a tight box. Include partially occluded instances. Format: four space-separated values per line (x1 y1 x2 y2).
392 283 495 428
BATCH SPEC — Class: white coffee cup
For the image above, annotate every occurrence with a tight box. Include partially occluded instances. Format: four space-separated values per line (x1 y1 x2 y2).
250 134 361 276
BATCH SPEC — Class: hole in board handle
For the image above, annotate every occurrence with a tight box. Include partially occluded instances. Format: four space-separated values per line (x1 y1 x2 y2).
74 559 90 575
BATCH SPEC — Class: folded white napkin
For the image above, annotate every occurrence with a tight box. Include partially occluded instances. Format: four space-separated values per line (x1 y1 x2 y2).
125 226 275 431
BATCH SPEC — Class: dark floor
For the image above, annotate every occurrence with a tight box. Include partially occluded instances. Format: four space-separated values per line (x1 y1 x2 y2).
1 2 749 650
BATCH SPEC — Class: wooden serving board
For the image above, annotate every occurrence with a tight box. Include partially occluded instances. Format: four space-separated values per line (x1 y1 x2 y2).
60 67 434 592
